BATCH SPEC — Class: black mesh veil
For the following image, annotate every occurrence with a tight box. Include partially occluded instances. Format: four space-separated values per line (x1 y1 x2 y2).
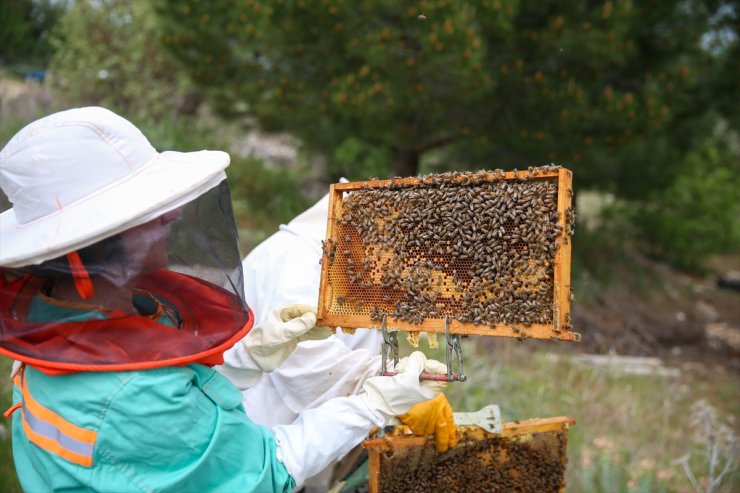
9 178 246 308
166 179 246 306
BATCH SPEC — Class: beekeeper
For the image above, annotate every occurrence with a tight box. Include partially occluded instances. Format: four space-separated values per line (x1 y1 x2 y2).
220 186 457 491
222 185 384 428
0 107 448 493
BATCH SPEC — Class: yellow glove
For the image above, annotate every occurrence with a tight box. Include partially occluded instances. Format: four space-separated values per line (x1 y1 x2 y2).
397 393 457 453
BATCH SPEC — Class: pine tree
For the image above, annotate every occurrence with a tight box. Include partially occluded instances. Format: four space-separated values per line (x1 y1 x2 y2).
155 0 732 191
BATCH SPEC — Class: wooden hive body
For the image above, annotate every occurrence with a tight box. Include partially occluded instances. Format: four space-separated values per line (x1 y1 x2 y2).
363 416 575 493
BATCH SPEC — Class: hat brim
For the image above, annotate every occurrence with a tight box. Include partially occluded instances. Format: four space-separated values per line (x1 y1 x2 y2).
0 150 229 267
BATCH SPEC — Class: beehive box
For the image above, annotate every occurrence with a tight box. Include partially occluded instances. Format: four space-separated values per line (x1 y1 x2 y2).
317 167 579 341
363 416 575 493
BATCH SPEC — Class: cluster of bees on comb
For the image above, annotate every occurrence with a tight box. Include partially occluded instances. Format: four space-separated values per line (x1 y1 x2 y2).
377 431 567 493
324 166 572 331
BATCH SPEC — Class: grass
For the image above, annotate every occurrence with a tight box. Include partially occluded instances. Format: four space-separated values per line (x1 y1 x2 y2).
0 358 21 493
1 342 737 492
393 336 738 493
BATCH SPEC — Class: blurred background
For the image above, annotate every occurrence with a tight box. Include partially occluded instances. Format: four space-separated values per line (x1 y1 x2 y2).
1 1 738 491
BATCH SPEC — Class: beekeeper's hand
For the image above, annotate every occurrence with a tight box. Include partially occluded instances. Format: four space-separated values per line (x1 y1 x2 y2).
272 352 444 488
398 393 457 452
244 304 334 372
360 351 447 419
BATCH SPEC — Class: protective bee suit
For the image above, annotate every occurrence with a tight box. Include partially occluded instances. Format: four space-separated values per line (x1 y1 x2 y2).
222 186 459 491
0 107 447 492
219 187 384 491
221 186 384 427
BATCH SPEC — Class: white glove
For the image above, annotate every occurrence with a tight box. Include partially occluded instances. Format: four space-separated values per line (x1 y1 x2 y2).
272 351 447 488
216 305 333 390
360 351 447 419
243 304 333 372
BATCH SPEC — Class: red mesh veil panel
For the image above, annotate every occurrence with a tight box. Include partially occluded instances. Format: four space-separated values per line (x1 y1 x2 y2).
0 180 254 371
0 272 252 370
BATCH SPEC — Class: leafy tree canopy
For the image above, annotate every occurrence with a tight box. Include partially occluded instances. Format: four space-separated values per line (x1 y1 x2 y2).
50 0 200 123
0 0 68 68
156 0 735 194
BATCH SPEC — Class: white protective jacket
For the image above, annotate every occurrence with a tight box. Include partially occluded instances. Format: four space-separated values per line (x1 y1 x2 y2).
219 186 383 489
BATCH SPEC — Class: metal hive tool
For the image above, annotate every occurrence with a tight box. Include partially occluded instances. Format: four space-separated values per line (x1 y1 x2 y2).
318 167 578 338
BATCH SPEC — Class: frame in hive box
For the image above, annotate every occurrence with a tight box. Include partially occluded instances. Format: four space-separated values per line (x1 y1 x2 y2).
362 416 576 493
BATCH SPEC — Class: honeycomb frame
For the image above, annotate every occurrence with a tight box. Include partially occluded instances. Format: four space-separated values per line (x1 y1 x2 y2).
317 167 579 341
363 416 576 493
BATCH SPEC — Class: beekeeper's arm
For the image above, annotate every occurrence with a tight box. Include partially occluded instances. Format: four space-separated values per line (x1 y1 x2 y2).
273 351 446 488
93 353 445 492
217 304 333 389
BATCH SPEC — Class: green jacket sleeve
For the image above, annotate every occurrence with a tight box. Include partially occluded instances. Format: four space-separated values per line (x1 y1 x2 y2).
90 365 295 493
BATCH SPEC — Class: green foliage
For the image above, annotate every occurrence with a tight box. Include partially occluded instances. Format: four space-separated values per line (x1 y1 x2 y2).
126 113 311 249
577 450 672 493
0 0 67 67
0 115 36 153
441 341 739 493
631 131 740 271
228 155 311 236
135 115 221 154
570 124 739 275
48 0 735 270
155 0 730 184
0 358 21 493
49 0 200 124
703 4 740 131
571 201 634 285
332 137 392 180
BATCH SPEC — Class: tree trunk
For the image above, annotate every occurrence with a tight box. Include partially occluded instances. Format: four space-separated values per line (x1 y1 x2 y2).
393 149 420 177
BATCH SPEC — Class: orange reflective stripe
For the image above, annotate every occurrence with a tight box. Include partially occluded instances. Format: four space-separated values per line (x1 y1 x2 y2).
20 380 96 444
20 417 93 467
17 371 97 467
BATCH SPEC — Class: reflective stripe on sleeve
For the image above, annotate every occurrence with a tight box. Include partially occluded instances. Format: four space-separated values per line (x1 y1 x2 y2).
15 373 97 467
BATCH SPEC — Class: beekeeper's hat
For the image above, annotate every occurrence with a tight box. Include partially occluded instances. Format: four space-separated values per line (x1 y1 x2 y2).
0 106 230 267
